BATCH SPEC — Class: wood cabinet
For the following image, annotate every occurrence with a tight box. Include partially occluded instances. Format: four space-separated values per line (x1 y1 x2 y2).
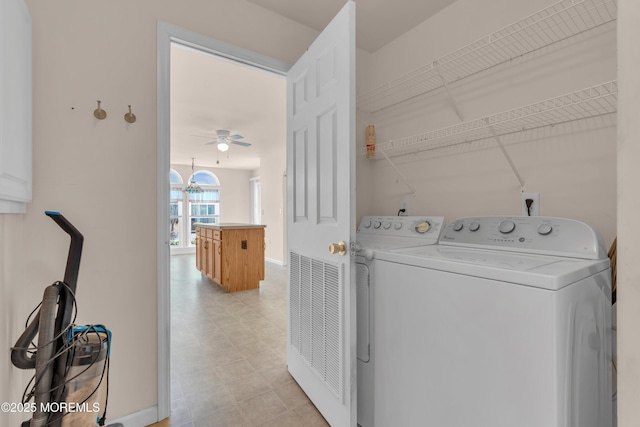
195 224 265 292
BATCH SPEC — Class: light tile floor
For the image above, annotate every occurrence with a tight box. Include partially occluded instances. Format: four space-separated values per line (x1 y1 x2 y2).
164 255 329 427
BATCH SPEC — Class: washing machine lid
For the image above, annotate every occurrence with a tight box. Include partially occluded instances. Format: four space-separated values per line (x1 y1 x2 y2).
376 245 610 290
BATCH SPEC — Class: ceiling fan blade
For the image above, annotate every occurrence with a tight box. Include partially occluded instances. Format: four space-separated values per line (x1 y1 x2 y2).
231 140 251 147
229 134 244 140
191 134 216 139
204 140 220 145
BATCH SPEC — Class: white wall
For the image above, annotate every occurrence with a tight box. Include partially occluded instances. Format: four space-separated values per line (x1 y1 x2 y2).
2 0 319 423
356 0 617 247
0 215 27 426
252 142 287 264
617 0 640 425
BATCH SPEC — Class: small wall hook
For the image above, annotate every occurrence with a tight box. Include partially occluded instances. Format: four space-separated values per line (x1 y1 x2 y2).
93 100 107 120
124 105 137 123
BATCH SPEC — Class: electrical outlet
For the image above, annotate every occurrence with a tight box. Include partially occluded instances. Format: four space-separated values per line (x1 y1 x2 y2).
399 199 410 216
521 193 539 216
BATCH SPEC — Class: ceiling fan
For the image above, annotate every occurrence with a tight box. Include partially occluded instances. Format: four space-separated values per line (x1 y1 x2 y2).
195 129 252 152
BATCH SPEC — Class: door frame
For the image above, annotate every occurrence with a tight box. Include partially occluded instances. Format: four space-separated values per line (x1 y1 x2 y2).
156 22 290 421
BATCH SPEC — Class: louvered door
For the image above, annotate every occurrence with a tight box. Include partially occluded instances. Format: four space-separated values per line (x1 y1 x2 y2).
286 2 356 426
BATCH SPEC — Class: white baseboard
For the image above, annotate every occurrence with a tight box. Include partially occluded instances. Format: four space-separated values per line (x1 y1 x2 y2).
265 257 285 266
109 405 158 427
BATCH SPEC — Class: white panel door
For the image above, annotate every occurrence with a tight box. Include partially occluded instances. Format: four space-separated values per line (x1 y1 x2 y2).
286 2 356 426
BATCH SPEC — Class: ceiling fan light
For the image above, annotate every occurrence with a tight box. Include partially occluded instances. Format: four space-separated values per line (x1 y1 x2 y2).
218 142 229 152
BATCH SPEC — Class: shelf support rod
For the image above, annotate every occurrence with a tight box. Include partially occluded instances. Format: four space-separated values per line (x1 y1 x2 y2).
436 66 465 122
486 122 525 191
379 148 416 195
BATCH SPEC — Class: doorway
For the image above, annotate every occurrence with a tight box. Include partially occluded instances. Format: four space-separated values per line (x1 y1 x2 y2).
157 23 290 421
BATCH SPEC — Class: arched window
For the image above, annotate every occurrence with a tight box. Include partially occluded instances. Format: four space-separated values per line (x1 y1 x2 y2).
169 168 183 184
170 168 221 250
190 170 219 186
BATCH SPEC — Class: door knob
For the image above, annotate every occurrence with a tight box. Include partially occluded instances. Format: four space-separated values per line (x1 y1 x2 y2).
328 241 347 256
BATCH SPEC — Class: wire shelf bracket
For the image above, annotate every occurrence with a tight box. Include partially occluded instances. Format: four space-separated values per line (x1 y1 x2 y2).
356 0 617 113
364 80 618 160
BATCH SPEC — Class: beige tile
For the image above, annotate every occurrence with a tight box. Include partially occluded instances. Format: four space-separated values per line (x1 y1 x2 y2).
245 348 284 372
224 329 260 346
186 385 235 420
257 365 294 389
169 398 192 426
257 411 304 427
169 256 317 427
236 391 288 426
225 372 271 402
291 402 330 426
192 405 250 427
272 381 311 410
215 358 255 383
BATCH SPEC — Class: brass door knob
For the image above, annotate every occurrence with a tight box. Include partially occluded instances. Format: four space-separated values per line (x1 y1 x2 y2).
328 241 347 256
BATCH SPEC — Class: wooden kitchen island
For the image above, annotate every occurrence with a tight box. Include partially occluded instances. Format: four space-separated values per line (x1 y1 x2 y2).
195 223 266 292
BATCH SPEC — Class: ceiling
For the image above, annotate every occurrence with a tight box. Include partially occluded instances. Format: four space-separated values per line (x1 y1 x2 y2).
170 0 458 171
170 44 285 170
246 0 456 53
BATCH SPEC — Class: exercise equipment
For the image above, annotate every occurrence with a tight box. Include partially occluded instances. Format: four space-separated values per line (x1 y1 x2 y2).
11 211 122 427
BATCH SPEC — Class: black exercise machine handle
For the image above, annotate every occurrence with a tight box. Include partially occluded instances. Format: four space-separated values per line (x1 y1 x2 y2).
44 211 84 295
11 212 84 370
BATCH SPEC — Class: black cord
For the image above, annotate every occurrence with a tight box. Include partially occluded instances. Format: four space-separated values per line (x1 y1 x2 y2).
397 208 406 216
525 198 534 216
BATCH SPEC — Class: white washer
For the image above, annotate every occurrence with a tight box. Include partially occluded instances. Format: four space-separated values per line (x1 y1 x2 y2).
355 215 445 427
373 216 613 427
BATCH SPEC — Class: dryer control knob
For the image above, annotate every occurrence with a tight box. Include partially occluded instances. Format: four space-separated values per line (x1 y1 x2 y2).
373 221 382 229
393 222 402 230
363 220 372 228
383 221 392 229
452 222 464 232
415 221 430 234
498 219 516 234
469 222 480 232
537 223 553 235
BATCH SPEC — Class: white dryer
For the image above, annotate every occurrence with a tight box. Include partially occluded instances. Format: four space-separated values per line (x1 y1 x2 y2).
373 216 613 427
355 215 445 427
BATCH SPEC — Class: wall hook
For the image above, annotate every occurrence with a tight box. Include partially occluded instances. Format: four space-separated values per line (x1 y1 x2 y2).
124 105 137 123
93 100 107 120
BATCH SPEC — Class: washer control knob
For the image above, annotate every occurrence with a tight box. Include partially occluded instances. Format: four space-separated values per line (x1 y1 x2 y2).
393 222 402 230
537 223 553 235
498 219 516 234
452 222 464 232
469 222 480 232
383 222 392 230
363 220 372 228
373 221 382 229
415 221 430 234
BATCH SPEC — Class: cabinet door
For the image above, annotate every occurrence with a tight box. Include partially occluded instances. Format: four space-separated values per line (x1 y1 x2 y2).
195 231 202 271
213 239 222 285
0 0 32 213
205 237 214 281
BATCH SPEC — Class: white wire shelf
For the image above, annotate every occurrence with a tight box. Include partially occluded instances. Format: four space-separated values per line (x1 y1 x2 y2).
356 0 617 113
368 80 617 159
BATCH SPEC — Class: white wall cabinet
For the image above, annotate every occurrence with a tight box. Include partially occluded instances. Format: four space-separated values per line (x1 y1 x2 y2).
0 0 32 213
